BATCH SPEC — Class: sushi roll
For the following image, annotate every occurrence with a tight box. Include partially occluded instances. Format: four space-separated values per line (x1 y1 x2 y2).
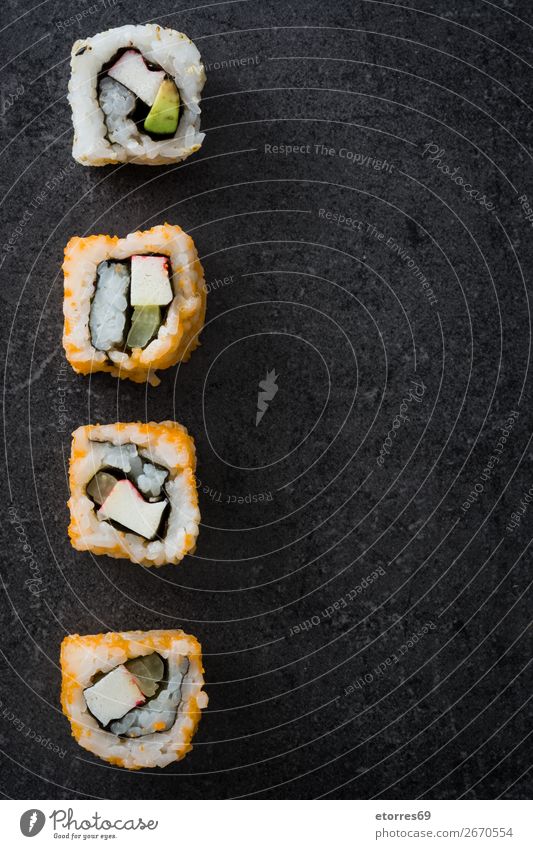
60 629 208 769
68 421 200 567
68 24 206 166
63 224 206 386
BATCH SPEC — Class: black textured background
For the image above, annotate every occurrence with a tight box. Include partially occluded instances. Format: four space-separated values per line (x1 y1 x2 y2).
1 0 531 800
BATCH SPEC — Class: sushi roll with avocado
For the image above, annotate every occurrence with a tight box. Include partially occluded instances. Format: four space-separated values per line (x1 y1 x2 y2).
63 224 206 386
67 421 200 567
68 24 205 165
60 630 208 769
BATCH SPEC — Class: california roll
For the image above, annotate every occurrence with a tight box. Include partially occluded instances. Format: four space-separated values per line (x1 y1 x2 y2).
60 629 207 769
63 224 206 386
67 421 200 567
68 23 206 166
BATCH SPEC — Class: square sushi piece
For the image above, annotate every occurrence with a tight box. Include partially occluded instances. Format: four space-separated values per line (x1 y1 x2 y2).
68 24 206 166
67 421 200 567
60 630 208 769
63 224 206 386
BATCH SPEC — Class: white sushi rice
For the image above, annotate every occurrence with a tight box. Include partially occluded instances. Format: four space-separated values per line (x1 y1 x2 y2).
137 462 167 497
69 24 206 166
100 442 167 497
68 422 200 567
98 77 137 148
102 443 142 476
61 630 208 769
89 261 129 351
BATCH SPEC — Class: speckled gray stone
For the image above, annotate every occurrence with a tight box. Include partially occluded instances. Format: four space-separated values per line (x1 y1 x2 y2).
0 0 531 800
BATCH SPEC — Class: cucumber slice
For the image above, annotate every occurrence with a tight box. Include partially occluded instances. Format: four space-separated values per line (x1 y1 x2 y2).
86 472 119 506
126 305 161 349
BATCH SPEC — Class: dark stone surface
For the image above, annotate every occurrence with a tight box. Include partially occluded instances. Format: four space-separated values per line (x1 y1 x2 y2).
0 0 531 799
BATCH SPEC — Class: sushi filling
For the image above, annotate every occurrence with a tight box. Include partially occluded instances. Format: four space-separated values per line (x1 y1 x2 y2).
98 49 182 143
89 261 129 351
86 442 170 540
89 255 173 354
83 652 189 738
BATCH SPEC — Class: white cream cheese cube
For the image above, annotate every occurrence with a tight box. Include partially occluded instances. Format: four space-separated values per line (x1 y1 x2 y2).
97 479 167 539
130 255 173 306
107 50 165 106
84 664 145 726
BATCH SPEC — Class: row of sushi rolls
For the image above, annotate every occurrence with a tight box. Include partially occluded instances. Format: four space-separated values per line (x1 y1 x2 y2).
58 24 215 770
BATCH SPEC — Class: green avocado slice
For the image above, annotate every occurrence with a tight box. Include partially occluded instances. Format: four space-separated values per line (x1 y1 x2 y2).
144 79 180 136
